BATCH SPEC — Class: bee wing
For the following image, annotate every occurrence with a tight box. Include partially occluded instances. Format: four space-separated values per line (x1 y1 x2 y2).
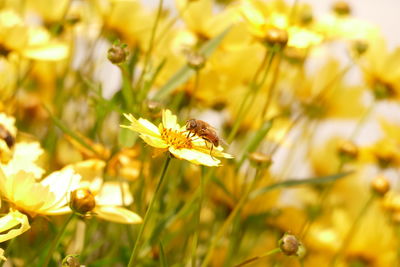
219 137 229 147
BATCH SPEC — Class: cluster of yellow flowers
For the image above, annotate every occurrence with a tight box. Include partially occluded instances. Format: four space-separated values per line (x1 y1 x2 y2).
0 0 400 266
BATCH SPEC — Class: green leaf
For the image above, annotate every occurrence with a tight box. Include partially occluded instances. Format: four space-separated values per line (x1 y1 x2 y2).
159 241 168 267
249 171 352 200
152 26 231 101
44 105 101 157
238 119 273 166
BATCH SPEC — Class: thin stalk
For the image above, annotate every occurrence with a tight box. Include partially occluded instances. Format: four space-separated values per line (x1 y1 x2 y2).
127 156 171 267
190 166 205 267
227 51 275 143
187 70 200 118
262 53 281 119
200 170 261 267
300 157 345 238
330 194 375 267
135 0 164 92
155 2 190 45
43 213 75 267
233 248 281 267
349 101 376 141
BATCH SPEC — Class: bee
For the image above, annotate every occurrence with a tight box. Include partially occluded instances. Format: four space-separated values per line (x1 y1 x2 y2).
186 119 222 158
0 124 14 148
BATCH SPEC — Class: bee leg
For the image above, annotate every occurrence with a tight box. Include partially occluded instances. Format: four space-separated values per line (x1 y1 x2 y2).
209 144 216 160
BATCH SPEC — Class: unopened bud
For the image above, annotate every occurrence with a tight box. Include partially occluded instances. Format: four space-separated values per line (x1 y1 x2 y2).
186 51 206 70
70 188 96 215
108 42 129 64
249 152 272 169
353 40 368 56
337 141 358 162
279 233 305 257
371 175 390 196
264 27 289 48
62 255 80 267
332 1 351 16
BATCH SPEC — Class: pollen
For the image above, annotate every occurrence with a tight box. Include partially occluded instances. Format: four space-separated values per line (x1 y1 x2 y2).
161 128 193 149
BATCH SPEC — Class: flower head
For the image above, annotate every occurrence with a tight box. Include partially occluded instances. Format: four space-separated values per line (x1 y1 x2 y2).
0 166 81 217
121 109 232 167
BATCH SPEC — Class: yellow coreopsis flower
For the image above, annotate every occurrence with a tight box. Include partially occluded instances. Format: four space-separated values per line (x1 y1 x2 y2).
0 112 45 178
121 109 233 167
69 160 142 224
359 119 400 168
240 0 323 49
0 165 81 217
0 9 68 61
360 38 400 101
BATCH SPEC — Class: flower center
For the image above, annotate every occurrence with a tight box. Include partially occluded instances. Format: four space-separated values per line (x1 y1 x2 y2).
161 128 193 149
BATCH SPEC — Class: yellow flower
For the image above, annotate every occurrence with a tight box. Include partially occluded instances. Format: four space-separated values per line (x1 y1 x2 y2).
0 112 45 178
0 10 69 61
240 0 323 49
69 160 142 224
0 166 81 217
359 119 400 168
360 38 400 101
121 109 232 167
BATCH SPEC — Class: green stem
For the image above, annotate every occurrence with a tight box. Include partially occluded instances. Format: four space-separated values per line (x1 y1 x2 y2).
187 70 200 118
330 194 375 267
43 213 75 267
127 156 171 267
190 167 205 267
349 101 375 141
135 0 164 92
300 157 345 239
233 248 281 267
262 53 281 119
200 170 260 267
227 50 275 143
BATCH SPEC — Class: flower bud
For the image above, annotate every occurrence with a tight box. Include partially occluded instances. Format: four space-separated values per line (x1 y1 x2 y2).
337 141 358 162
353 40 368 56
264 27 289 48
107 42 129 65
186 51 206 70
249 152 272 169
62 255 80 267
371 175 390 196
279 233 305 257
332 1 351 16
70 188 96 215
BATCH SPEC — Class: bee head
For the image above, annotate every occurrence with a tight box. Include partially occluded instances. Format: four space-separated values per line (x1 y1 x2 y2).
186 119 197 130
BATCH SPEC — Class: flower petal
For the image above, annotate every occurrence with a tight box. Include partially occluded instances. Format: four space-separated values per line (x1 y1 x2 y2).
169 147 221 167
96 181 133 206
0 210 30 243
162 109 180 131
95 206 142 224
122 114 161 138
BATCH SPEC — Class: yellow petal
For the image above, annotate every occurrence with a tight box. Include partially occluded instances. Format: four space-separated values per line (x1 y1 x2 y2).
2 142 45 179
0 210 30 243
139 134 168 149
162 109 180 130
122 114 161 138
23 42 69 61
96 181 133 206
95 206 142 224
169 147 221 166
